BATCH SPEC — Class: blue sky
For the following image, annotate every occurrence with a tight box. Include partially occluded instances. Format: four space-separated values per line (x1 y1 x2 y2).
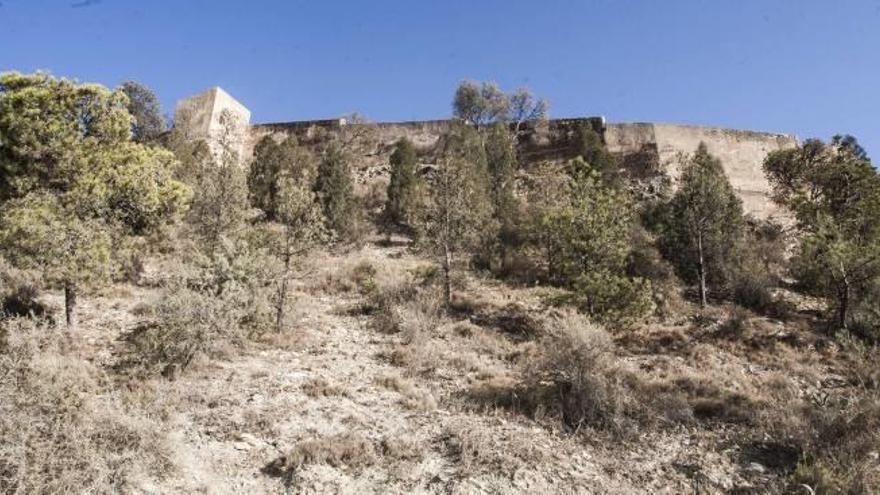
2 0 879 156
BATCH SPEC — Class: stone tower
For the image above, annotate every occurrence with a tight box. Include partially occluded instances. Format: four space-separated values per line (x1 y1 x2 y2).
174 86 251 159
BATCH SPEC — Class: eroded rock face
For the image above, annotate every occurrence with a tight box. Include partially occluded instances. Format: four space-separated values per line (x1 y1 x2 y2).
175 88 798 221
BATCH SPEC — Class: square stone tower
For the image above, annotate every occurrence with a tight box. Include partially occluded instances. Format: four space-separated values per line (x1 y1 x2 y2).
174 87 251 161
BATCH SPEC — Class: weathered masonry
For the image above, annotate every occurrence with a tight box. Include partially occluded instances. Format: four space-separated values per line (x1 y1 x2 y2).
175 88 798 221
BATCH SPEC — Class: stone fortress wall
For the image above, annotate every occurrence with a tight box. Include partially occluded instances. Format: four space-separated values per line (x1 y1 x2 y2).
605 123 798 219
175 88 798 221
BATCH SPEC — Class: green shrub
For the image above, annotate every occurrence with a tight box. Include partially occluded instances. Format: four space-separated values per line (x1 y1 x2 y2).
731 271 773 312
573 271 654 326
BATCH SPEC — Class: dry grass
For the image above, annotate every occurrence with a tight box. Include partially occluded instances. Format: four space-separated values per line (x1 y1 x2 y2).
264 430 428 487
376 373 437 411
379 435 423 462
301 377 348 398
264 432 377 477
0 317 173 493
441 420 545 477
758 389 880 493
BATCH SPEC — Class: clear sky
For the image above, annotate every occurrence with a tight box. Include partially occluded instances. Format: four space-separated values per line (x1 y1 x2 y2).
2 0 879 156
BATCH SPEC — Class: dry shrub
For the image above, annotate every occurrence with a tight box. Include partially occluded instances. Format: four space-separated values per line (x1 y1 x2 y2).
264 432 425 484
313 256 384 295
364 281 417 334
473 311 691 434
656 370 762 424
0 318 172 493
302 377 347 398
391 310 440 375
731 270 774 313
379 344 418 368
441 422 544 476
787 392 880 493
449 291 487 315
116 283 249 378
836 333 880 390
465 374 534 415
0 258 46 319
401 391 437 411
789 461 841 495
751 390 880 493
452 321 479 337
527 313 632 432
717 306 752 338
469 302 545 341
376 374 437 411
372 277 442 374
459 325 515 359
263 432 377 479
376 373 415 394
350 260 378 295
379 435 422 462
361 260 440 336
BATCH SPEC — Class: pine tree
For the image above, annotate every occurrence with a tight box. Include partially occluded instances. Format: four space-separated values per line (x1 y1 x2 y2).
272 177 326 332
248 135 315 220
315 142 355 236
764 137 880 330
484 123 520 268
537 157 652 322
574 122 617 181
415 122 496 308
0 72 189 331
188 110 250 257
120 80 166 143
661 143 744 307
385 137 419 225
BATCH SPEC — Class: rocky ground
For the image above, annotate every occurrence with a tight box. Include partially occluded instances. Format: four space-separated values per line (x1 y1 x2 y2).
38 236 873 494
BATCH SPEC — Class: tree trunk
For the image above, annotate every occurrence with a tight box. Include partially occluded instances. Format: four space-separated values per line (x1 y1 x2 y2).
442 243 452 310
64 283 78 332
276 236 292 333
697 232 707 308
838 280 850 330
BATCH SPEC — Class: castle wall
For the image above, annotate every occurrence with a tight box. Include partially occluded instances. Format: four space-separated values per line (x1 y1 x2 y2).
175 87 798 221
606 122 797 219
245 117 797 219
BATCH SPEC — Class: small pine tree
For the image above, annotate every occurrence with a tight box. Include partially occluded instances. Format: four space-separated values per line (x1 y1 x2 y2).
538 157 652 322
188 110 251 257
248 135 315 220
574 122 617 181
385 137 419 225
273 177 327 332
660 143 744 307
120 80 166 143
415 122 496 308
315 142 355 236
484 123 520 268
